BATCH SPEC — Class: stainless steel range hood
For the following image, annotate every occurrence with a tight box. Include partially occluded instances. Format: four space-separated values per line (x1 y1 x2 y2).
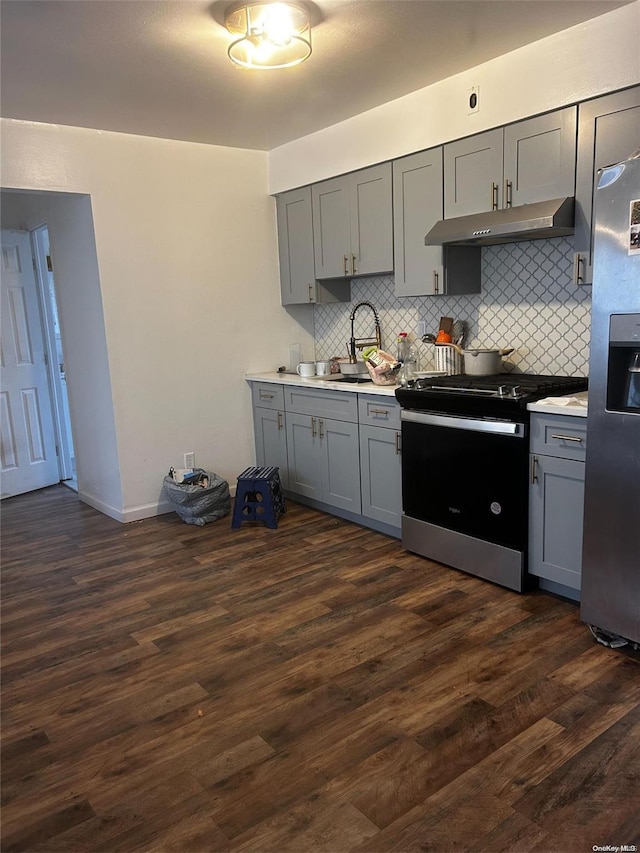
425 197 575 246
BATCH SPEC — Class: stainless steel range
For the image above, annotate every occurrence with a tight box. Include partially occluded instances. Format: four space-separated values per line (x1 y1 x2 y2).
395 373 588 592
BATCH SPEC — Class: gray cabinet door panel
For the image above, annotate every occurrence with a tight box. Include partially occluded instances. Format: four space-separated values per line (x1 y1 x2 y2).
393 148 444 297
359 424 401 527
351 163 393 276
286 412 323 499
504 107 577 206
276 187 316 305
444 128 503 218
322 419 361 513
575 87 640 285
529 454 585 590
312 177 351 279
254 407 289 489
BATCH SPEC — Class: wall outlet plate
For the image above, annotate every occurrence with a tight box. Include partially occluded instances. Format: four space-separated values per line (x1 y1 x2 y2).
417 320 428 338
184 452 195 469
468 86 480 114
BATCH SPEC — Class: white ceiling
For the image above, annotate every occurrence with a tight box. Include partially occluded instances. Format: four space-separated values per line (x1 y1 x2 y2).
0 0 633 151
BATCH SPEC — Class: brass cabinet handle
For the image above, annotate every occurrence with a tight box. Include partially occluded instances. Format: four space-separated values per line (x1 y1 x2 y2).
531 455 538 484
395 432 402 455
351 254 357 275
491 181 499 210
573 253 585 285
370 408 390 416
260 391 274 400
343 254 349 276
319 418 324 439
311 417 317 437
308 283 314 302
550 433 583 443
433 270 439 294
277 411 283 430
504 179 513 208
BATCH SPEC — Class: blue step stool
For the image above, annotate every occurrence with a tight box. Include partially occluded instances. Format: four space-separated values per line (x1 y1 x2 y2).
231 466 286 529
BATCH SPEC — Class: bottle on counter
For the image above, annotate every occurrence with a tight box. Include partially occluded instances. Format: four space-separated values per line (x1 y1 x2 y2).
396 332 419 384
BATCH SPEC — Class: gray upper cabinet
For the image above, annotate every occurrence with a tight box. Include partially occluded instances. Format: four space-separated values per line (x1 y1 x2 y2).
276 186 350 305
444 128 503 218
444 107 577 218
574 86 640 286
393 148 444 297
393 147 480 296
276 187 315 304
312 163 393 279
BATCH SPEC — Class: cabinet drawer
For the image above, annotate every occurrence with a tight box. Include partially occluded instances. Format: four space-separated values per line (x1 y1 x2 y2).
530 413 587 461
358 395 401 429
285 387 358 422
251 382 285 411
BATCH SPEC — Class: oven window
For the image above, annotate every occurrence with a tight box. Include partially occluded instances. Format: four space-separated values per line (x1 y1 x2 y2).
402 419 529 551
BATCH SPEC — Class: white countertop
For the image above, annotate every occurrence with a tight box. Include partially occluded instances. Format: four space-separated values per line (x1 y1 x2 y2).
245 371 399 397
248 374 590 412
527 390 588 417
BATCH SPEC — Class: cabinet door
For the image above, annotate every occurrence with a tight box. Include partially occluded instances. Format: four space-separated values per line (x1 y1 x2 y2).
286 412 323 499
393 148 444 297
444 128 503 218
359 424 401 527
574 86 640 286
350 163 393 277
254 407 289 489
529 454 585 591
320 418 361 513
312 176 351 279
504 107 577 207
276 187 316 305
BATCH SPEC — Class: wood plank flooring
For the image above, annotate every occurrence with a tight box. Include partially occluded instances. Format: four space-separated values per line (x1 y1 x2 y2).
1 485 639 852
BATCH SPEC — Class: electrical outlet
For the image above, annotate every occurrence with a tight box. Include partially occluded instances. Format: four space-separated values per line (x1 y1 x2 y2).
184 452 195 469
417 320 428 338
468 85 480 114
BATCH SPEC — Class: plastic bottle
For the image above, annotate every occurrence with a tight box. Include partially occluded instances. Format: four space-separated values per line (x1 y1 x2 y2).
397 332 411 364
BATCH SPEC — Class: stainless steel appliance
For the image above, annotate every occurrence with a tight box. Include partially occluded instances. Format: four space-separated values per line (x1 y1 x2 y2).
581 153 640 646
395 373 588 592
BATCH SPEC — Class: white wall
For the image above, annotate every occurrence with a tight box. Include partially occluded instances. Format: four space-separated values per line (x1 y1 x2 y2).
1 121 315 521
269 2 640 193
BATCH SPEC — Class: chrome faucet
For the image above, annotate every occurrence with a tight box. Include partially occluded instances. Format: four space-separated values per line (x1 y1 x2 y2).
348 300 382 363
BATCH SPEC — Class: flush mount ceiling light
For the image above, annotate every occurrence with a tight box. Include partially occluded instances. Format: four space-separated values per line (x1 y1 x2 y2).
224 2 312 70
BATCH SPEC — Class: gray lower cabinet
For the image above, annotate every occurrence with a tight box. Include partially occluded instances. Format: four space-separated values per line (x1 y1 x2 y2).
276 186 350 305
284 387 361 513
250 382 402 531
254 406 289 489
251 382 289 488
573 85 640 286
358 396 401 528
312 163 393 280
529 413 587 593
444 107 577 218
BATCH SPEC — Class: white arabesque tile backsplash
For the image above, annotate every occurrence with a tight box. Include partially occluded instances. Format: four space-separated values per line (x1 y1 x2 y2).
313 237 591 376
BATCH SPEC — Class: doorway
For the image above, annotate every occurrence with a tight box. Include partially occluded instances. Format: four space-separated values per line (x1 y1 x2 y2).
32 225 77 491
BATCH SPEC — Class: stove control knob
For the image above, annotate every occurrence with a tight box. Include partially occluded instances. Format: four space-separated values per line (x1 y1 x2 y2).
510 386 521 398
497 385 508 397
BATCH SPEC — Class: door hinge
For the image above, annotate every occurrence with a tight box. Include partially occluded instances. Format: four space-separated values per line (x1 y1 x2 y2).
44 352 49 366
55 445 59 456
46 255 53 272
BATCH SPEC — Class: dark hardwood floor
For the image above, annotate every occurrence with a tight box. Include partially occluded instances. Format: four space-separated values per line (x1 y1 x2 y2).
1 485 639 853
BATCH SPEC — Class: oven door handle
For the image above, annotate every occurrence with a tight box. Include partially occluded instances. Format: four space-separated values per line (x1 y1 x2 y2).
401 409 526 437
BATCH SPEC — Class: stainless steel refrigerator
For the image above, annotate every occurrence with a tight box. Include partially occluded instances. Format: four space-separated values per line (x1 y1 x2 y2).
581 151 640 646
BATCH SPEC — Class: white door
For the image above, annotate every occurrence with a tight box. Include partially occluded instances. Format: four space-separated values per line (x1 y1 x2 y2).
1 229 60 498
